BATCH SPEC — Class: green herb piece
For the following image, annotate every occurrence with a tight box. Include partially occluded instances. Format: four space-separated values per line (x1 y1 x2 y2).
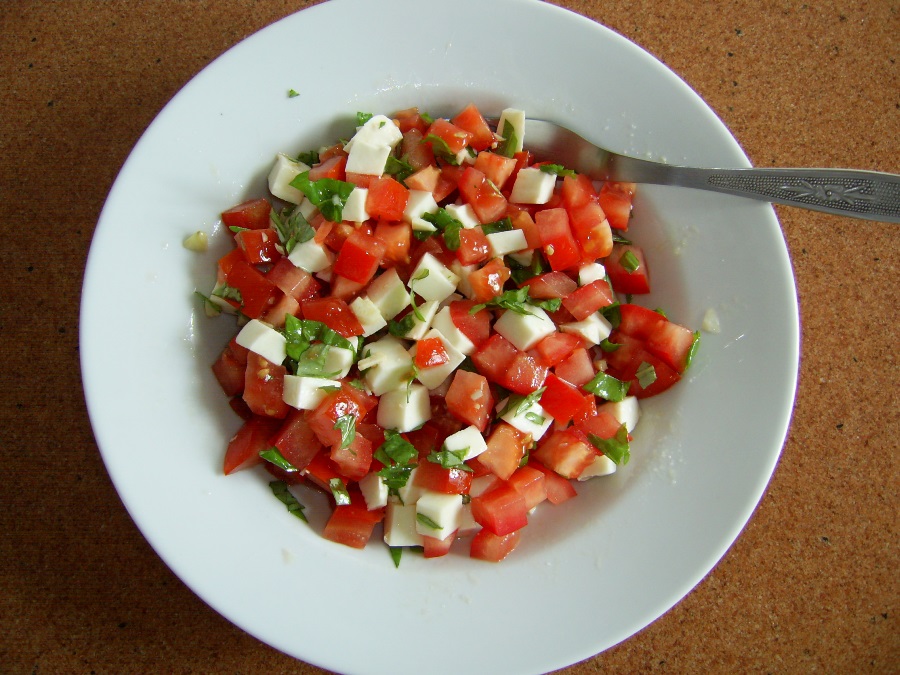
194 291 223 317
289 171 355 223
470 285 558 316
288 89 300 98
427 447 473 472
599 338 621 352
506 251 547 286
587 424 631 466
388 313 418 338
333 415 357 450
389 546 403 568
283 314 354 368
480 217 514 235
297 149 320 166
420 112 434 125
270 207 315 254
228 225 249 234
621 250 641 273
329 478 351 505
385 155 415 183
421 208 465 251
685 331 701 369
292 343 342 378
409 268 430 321
654 307 668 319
259 447 299 473
375 429 418 494
424 133 458 164
584 371 629 402
599 302 621 328
497 386 547 419
269 481 308 522
524 411 546 425
211 282 242 303
356 111 374 126
412 228 434 241
416 512 443 530
636 361 657 389
496 121 518 158
539 163 577 178
611 231 632 245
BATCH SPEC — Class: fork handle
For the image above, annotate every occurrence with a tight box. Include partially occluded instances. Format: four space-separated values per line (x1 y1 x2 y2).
617 162 900 222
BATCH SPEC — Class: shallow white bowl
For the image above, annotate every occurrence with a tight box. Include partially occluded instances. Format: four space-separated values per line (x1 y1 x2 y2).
80 1 799 673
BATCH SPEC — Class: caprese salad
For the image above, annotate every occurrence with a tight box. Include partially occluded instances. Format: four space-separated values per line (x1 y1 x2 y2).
198 104 699 563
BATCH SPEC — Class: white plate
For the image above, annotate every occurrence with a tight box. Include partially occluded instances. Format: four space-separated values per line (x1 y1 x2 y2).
80 1 799 673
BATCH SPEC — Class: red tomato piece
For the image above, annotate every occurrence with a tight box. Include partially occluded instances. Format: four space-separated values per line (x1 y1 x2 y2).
575 411 623 442
603 332 682 399
394 107 428 134
415 336 450 370
266 257 319 301
525 271 578 299
540 373 587 425
260 293 299 330
616 303 668 340
405 165 441 193
270 410 324 473
444 370 494 432
224 259 282 319
223 415 281 475
605 244 650 294
529 461 578 504
366 176 409 221
471 333 519 386
645 319 696 374
458 167 508 223
243 352 289 419
212 344 246 397
322 494 384 549
471 482 528 536
561 279 615 320
451 103 494 152
559 173 599 209
400 128 436 170
532 429 595 479
456 227 491 266
470 528 521 562
330 433 373 481
533 331 581 367
221 198 272 231
500 351 548 396
374 219 412 265
473 151 517 190
234 227 281 266
307 389 370 447
510 209 541 250
425 118 473 154
568 201 613 262
554 347 595 388
536 208 581 271
598 181 635 231
467 257 511 304
506 465 548 511
300 297 364 337
332 230 385 285
308 155 347 182
448 300 491 348
479 422 530 481
423 531 457 558
414 460 473 495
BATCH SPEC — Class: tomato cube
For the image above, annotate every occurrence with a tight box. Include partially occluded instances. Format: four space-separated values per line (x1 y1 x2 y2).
244 353 289 419
413 460 473 495
471 483 528 536
322 494 384 549
506 465 548 511
366 176 409 221
605 244 650 294
221 197 272 231
532 429 595 479
333 230 385 285
539 373 587 425
451 103 494 151
445 370 494 432
458 167 508 223
270 410 324 473
479 422 530 481
300 297 364 337
223 415 282 475
536 208 581 271
470 528 522 562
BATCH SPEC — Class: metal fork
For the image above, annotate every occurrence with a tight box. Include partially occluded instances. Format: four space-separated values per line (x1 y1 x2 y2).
513 118 900 223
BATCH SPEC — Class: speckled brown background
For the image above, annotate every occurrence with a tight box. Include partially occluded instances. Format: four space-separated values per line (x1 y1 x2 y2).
1 1 897 673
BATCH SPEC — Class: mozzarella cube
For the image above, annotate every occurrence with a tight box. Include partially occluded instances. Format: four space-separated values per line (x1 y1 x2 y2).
578 262 607 286
361 336 414 395
288 237 333 273
578 454 617 480
509 166 556 204
560 312 613 346
349 295 388 337
498 396 553 441
384 501 424 547
366 268 411 320
398 467 425 505
469 474 501 498
409 253 460 303
486 229 528 257
295 197 318 221
507 249 534 267
493 306 556 351
403 190 440 230
443 425 488 460
598 396 641 433
431 305 475 355
307 344 355 379
399 299 439 340
342 187 370 223
444 203 480 229
457 502 480 535
415 491 463 541
345 138 392 176
235 319 286 364
267 153 310 204
377 384 431 432
345 114 403 152
411 328 466 390
448 261 477 301
282 375 339 410
358 472 389 510
497 108 526 154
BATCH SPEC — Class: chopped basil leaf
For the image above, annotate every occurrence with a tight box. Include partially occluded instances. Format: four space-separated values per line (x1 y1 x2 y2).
375 429 418 494
496 121 518 158
385 155 415 183
685 331 701 369
420 112 434 125
424 133 458 164
270 206 315 254
194 291 222 317
228 225 249 233
297 149 319 165
269 481 308 522
389 546 403 568
539 163 577 178
212 282 242 303
498 386 546 419
524 411 546 425
587 424 631 466
287 89 300 98
329 478 352 505
259 447 299 473
416 512 443 530
333 415 357 450
470 285 556 317
506 251 547 285
422 208 465 251
283 315 354 375
531 297 562 312
388 313 418 338
288 171 355 223
611 231 632 245
293 344 341 378
654 307 668 319
480 217 513 235
584 371 629 402
599 338 621 352
412 228 434 241
356 111 374 126
636 361 657 388
599 302 621 328
621 250 641 273
427 447 473 472
409 269 430 321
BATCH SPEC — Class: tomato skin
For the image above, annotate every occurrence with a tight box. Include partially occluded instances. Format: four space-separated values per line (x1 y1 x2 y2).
470 528 521 562
458 167 508 224
479 422 530 481
645 319 696 373
451 103 494 151
533 428 595 479
366 176 409 221
456 227 491 266
212 344 246 397
617 303 667 340
322 493 384 549
423 531 457 558
501 351 548 396
235 227 281 266
510 209 541 250
561 279 615 320
467 257 511 304
554 347 595 388
472 333 519 386
374 219 412 265
330 433 373 481
425 118 473 154
598 181 635 231
307 389 369 447
506 465 548 510
300 297 364 337
394 107 428 134
414 460 473 495
223 415 281 475
529 461 578 504
471 482 528 536
266 257 319 301
525 271 577 299
603 332 681 399
540 373 587 425
560 173 598 209
308 155 347 182
444 370 493 432
536 208 581 271
448 300 491 348
221 198 272 231
605 244 650 294
415 336 450 369
533 331 581 367
473 151 517 190
332 230 385 285
244 353 290 419
568 201 613 262
270 410 324 472
224 259 281 319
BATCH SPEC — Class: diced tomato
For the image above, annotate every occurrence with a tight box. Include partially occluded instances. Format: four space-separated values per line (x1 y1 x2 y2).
308 155 347 182
510 209 541 250
645 319 696 374
228 395 254 422
472 333 519 385
560 173 598 209
532 428 595 479
212 344 246 397
470 528 521 562
458 167 508 224
471 482 528 535
568 201 613 261
322 494 384 549
425 118 473 155
228 337 249 365
330 433 373 481
266 257 319 301
374 220 411 265
445 370 493 432
499 351 548 395
451 103 494 152
224 259 281 319
529 461 578 504
423 531 457 558
540 373 587 425
506 465 548 511
561 279 615 320
329 275 366 302
223 415 281 475
221 198 271 231
318 143 347 162
302 451 350 494
307 388 371 447
603 332 682 399
575 411 623 442
616 303 668 341
270 410 324 472
414 460 473 495
474 152 517 190
366 176 409 221
394 107 428 134
234 227 281 266
260 293 300 329
243 352 289 419
448 300 491 348
467 257 510 304
300 297 364 337
536 208 581 271
605 244 650 294
533 331 581 367
456 227 491 266
525 271 577 299
333 230 385 285
598 181 635 231
554 347 595 388
415 336 450 370
479 422 530 481
405 165 441 193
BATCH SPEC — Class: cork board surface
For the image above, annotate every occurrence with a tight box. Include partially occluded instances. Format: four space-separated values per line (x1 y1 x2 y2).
1 1 897 673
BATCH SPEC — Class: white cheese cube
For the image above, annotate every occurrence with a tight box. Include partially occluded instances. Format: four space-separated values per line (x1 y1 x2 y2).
400 299 439 340
415 491 463 541
493 306 556 351
349 295 388 337
468 474 501 498
361 336 414 396
345 138 392 177
431 305 475 355
366 268 411 320
597 396 641 433
398 467 425 505
578 454 617 480
403 190 440 230
560 312 612 346
383 501 424 547
498 396 553 441
411 328 466 390
287 238 333 273
344 114 403 152
509 166 555 204
342 187 370 223
282 375 339 410
497 108 526 154
444 203 480 229
307 344 355 379
507 250 534 267
267 153 310 204
454 147 477 166
295 198 318 221
235 319 286 364
443 425 488 460
377 384 431 433
448 261 477 300
486 229 528 258
409 253 460 303
457 502 480 535
358 472 389 510
578 262 607 286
